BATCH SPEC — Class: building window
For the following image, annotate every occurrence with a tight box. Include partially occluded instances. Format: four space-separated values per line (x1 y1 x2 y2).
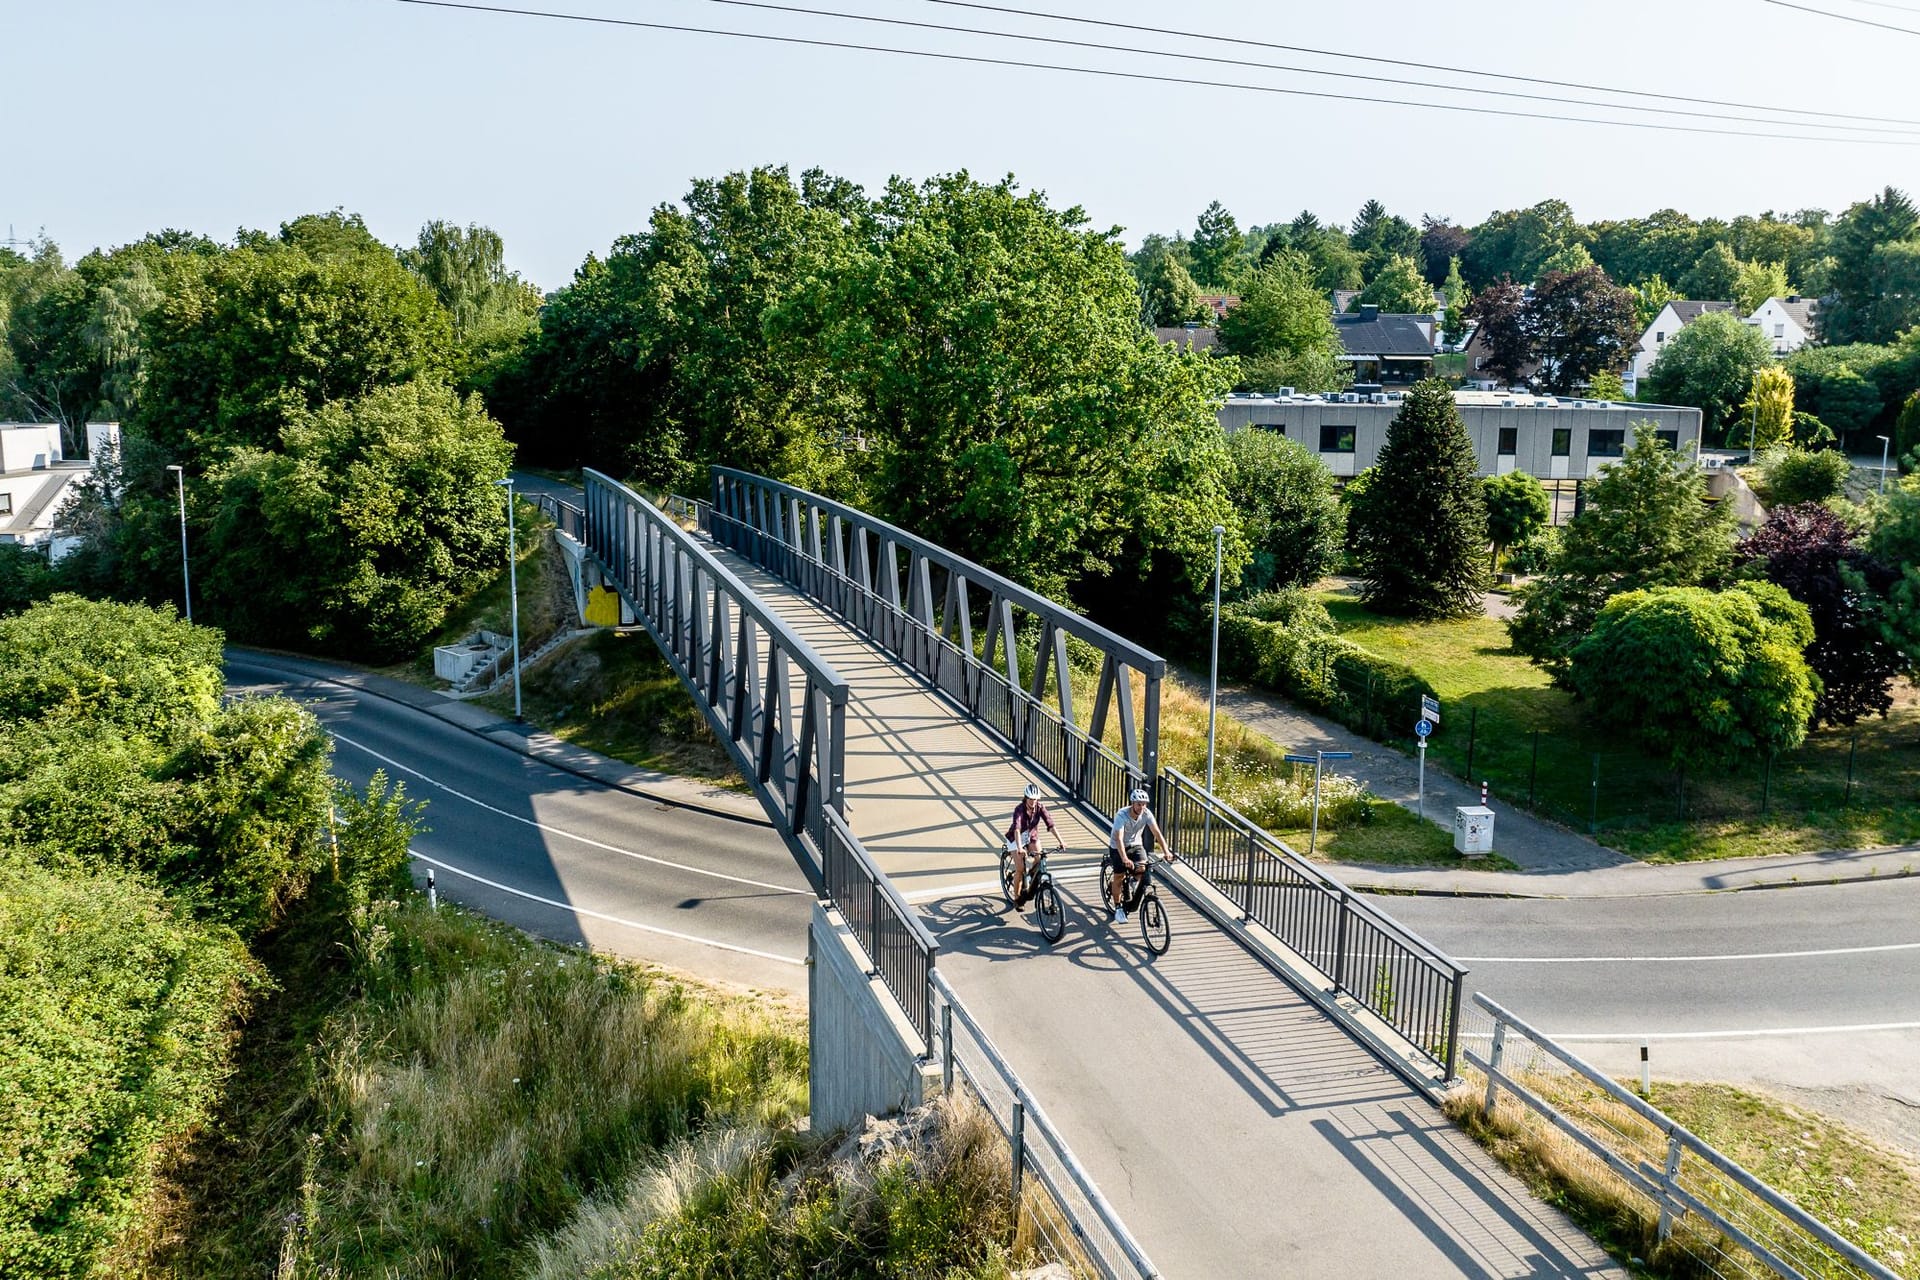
1774 324 1786 338
1319 424 1356 453
1497 427 1518 456
1655 331 1665 343
1656 430 1680 452
1551 428 1572 457
1474 357 1486 371
1587 429 1626 458
0 492 12 516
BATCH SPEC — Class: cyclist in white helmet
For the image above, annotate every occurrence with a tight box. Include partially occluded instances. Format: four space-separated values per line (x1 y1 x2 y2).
1107 787 1169 924
1004 781 1063 908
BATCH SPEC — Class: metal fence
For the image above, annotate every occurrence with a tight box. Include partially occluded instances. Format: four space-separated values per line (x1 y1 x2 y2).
934 973 1160 1280
824 807 937 1045
1157 766 1467 1078
1464 996 1904 1280
528 490 584 540
702 468 1166 803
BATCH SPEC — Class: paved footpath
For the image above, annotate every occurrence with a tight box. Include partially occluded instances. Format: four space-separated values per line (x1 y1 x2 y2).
723 555 1624 1279
1213 677 1920 897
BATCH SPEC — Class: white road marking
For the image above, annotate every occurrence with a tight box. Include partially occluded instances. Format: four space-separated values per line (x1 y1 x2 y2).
1458 940 1920 964
410 851 805 966
331 730 809 896
1545 1022 1920 1042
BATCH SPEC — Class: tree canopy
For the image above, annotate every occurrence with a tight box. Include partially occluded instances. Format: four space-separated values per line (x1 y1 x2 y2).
1641 311 1774 439
1223 429 1345 594
1348 380 1489 617
1216 249 1348 393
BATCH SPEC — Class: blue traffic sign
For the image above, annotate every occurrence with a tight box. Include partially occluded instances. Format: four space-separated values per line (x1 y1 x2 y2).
1415 718 1433 739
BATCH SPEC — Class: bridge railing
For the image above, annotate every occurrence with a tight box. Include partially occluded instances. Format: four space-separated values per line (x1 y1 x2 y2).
935 973 1160 1280
1467 995 1902 1280
824 807 937 1045
528 490 584 541
1157 766 1467 1079
705 467 1164 804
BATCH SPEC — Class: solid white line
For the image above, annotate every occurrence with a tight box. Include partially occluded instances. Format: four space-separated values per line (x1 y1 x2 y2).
409 851 805 966
1458 940 1920 964
331 730 809 896
1546 1021 1920 1042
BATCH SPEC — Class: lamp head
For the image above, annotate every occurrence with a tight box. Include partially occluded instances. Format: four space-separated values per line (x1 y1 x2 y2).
165 464 183 473
494 477 513 488
1213 524 1226 537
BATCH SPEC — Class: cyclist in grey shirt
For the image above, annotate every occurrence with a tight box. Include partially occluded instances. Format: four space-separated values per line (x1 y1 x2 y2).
1107 788 1170 924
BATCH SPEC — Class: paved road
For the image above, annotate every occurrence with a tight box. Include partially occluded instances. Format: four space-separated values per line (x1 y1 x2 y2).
1390 885 1920 1154
225 652 813 994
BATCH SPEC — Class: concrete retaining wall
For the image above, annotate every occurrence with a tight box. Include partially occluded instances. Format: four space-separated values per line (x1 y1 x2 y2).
809 901 938 1134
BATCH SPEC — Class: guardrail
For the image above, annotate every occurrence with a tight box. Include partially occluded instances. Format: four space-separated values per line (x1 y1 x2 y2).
935 973 1160 1280
1157 766 1467 1079
825 807 937 1045
528 490 584 541
1467 995 1902 1280
702 469 1164 806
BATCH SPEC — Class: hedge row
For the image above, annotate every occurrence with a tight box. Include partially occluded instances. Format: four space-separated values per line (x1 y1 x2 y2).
1218 594 1435 744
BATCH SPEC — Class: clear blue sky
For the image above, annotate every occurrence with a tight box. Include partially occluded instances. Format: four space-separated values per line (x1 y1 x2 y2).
11 0 1918 289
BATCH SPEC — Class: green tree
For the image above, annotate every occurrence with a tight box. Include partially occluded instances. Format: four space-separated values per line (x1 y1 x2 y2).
200 380 513 661
1440 256 1469 345
1461 200 1581 287
1734 258 1791 315
1353 253 1435 314
1466 280 1531 384
1783 343 1890 443
1138 245 1211 327
399 221 543 390
0 545 54 616
1223 429 1345 593
1629 274 1679 329
1824 185 1920 343
1895 390 1920 473
1641 310 1774 438
1587 370 1628 402
1743 364 1796 453
137 232 453 458
1190 200 1246 289
1216 249 1348 392
1679 242 1741 301
1754 447 1851 508
1349 199 1420 278
0 593 221 737
1523 265 1640 394
1509 426 1736 674
1568 582 1816 770
1482 471 1550 569
1348 379 1489 617
1868 474 1920 672
1537 242 1595 279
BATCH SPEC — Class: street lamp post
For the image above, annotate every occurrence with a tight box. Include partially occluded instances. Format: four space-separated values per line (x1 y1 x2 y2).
164 464 191 622
495 477 522 720
1206 524 1225 799
1284 749 1353 856
1878 435 1892 495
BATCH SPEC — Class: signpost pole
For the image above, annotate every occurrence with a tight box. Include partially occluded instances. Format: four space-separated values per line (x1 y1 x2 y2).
1414 700 1437 821
1417 738 1427 819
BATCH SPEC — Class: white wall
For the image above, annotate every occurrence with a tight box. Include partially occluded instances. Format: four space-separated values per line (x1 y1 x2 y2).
0 423 63 474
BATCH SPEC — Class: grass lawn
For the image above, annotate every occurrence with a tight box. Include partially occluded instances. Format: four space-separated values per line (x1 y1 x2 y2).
1316 583 1920 862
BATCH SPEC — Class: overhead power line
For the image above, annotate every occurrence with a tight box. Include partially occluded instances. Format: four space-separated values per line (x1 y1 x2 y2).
925 0 1920 128
1764 0 1920 33
691 0 1920 135
394 0 1920 145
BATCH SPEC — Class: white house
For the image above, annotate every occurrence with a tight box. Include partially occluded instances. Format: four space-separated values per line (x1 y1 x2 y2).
1624 300 1734 397
0 422 118 560
1744 295 1819 356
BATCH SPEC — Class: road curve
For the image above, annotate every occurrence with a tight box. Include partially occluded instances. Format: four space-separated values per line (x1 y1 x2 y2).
225 652 814 993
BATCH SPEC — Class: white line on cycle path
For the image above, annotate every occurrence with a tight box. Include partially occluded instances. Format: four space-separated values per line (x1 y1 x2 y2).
1539 1021 1920 1042
330 730 810 896
409 851 805 965
1458 940 1920 964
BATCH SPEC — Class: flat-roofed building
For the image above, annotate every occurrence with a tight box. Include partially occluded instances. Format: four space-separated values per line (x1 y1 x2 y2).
1216 389 1702 483
1 422 119 559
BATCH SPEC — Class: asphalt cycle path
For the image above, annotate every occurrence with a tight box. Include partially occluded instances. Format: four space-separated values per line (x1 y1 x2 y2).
225 651 814 994
714 552 1625 1279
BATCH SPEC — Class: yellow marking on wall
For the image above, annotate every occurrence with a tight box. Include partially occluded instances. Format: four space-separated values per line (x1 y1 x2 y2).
585 584 621 627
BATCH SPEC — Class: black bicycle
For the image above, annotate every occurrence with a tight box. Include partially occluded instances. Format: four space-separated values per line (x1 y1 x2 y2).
1000 844 1066 943
1107 853 1171 956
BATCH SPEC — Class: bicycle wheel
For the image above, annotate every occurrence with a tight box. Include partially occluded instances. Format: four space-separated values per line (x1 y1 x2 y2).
1140 893 1170 955
999 850 1018 907
1035 880 1066 943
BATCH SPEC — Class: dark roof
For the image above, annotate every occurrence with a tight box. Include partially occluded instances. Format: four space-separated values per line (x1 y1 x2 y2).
1331 307 1435 357
1772 296 1818 333
1668 300 1734 324
1153 325 1218 352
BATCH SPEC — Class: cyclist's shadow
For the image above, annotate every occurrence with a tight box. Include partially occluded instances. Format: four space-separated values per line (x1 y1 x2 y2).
917 872 1162 975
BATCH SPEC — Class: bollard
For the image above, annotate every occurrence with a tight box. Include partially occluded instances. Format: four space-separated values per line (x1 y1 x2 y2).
1640 1044 1650 1098
1010 1101 1027 1211
1480 780 1489 807
941 1002 954 1096
427 868 438 911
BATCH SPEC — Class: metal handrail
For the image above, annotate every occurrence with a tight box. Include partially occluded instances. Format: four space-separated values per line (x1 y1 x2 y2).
1472 995 1901 1280
934 972 1160 1280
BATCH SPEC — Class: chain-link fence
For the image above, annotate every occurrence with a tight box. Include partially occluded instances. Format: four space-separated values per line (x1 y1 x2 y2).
1457 996 1907 1280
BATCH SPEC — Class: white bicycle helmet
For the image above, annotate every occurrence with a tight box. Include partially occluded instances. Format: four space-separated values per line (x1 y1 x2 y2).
1129 788 1150 803
1023 782 1042 800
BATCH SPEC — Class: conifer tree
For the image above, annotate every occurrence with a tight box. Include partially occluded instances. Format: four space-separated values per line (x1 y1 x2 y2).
1349 379 1489 616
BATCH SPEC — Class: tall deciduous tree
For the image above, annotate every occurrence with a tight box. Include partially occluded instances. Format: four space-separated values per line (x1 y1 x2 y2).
1569 582 1816 770
1641 310 1774 438
1733 259 1791 316
399 221 542 389
1521 265 1639 394
1679 242 1741 302
1353 254 1435 314
1735 503 1904 727
1825 185 1920 343
1216 249 1348 392
1223 429 1345 593
1466 280 1531 383
1420 217 1471 284
1482 471 1550 569
1190 200 1246 289
1348 379 1489 617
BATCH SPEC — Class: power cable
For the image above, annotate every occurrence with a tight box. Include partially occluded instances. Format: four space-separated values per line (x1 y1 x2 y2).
394 0 1920 146
691 0 1920 135
924 0 1920 127
1763 0 1920 32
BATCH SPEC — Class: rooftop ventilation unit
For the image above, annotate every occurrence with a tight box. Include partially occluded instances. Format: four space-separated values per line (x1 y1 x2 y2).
1369 393 1389 403
1276 386 1295 398
1500 397 1516 407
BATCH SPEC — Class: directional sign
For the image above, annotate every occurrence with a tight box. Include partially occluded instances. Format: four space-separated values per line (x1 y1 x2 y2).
1421 694 1441 725
1415 718 1433 739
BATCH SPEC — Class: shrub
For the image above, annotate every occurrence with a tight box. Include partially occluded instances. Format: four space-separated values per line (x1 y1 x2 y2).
1229 588 1335 631
1504 528 1557 576
1216 610 1435 743
0 863 257 1280
1753 447 1852 508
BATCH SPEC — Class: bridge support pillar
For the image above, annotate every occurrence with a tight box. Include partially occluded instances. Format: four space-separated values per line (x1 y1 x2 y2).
808 901 938 1133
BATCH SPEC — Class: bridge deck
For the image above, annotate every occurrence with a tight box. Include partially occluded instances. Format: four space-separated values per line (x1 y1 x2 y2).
718 549 1624 1279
